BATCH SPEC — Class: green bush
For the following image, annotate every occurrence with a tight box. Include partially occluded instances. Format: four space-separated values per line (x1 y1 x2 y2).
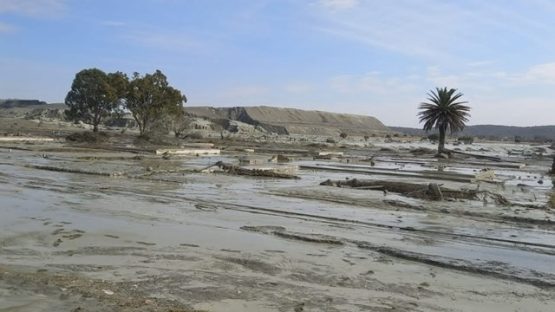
427 134 439 142
458 136 474 144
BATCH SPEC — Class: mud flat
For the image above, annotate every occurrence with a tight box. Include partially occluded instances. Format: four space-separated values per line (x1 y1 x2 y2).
1 138 555 311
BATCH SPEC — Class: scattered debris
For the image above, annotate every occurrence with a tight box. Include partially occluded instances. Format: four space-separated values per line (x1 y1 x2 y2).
202 161 299 179
155 148 220 156
449 149 502 162
268 154 290 163
320 178 511 204
302 163 479 183
318 151 344 156
475 168 496 182
102 289 114 296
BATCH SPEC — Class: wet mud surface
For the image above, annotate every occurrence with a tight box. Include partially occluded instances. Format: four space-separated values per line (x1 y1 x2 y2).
1 139 555 311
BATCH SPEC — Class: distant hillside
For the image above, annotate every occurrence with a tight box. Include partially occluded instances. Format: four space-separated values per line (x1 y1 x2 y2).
0 99 47 108
0 99 65 119
391 125 555 141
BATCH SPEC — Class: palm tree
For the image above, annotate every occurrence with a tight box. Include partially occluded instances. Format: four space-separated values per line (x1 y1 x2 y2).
418 87 470 155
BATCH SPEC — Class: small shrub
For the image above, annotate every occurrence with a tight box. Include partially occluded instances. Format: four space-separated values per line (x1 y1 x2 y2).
339 132 348 139
326 138 336 144
186 132 204 140
458 136 474 144
66 131 109 143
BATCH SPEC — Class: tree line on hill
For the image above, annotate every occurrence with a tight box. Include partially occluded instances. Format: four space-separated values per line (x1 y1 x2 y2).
64 68 187 135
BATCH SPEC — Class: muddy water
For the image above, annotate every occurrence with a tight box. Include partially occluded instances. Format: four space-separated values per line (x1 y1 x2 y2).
1 145 555 311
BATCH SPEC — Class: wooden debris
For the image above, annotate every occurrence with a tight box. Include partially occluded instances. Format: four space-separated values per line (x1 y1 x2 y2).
203 161 299 179
268 154 290 163
428 183 444 201
155 148 220 156
449 149 502 162
320 178 511 204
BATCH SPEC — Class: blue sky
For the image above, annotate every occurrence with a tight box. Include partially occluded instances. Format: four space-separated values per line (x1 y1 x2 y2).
1 0 555 127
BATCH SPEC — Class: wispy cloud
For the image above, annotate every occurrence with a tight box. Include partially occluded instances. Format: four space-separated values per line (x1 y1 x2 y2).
283 82 314 94
523 62 555 84
330 71 419 95
317 0 359 10
310 1 555 62
124 30 206 53
0 0 66 17
100 20 126 27
221 85 269 99
0 21 16 33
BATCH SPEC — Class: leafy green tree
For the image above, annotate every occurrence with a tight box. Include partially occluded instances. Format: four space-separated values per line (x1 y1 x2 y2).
170 110 189 138
126 70 186 135
65 68 123 132
107 71 129 117
418 87 470 154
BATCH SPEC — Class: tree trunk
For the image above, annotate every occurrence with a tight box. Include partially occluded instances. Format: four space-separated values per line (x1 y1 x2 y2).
438 126 446 154
551 157 555 174
93 124 98 132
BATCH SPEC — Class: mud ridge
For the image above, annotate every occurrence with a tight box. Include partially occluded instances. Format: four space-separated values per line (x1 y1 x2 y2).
355 242 555 288
271 190 555 227
242 225 555 288
24 164 124 177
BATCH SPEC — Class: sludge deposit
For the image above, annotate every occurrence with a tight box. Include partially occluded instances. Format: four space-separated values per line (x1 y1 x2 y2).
1 132 555 311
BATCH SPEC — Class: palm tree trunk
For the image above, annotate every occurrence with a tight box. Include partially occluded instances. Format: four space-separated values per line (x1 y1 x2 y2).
438 126 446 154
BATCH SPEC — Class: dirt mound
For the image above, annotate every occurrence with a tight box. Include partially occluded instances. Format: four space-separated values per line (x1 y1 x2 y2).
186 106 390 136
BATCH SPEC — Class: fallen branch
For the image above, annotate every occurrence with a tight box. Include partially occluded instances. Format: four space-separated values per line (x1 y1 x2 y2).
204 161 299 179
321 178 511 204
